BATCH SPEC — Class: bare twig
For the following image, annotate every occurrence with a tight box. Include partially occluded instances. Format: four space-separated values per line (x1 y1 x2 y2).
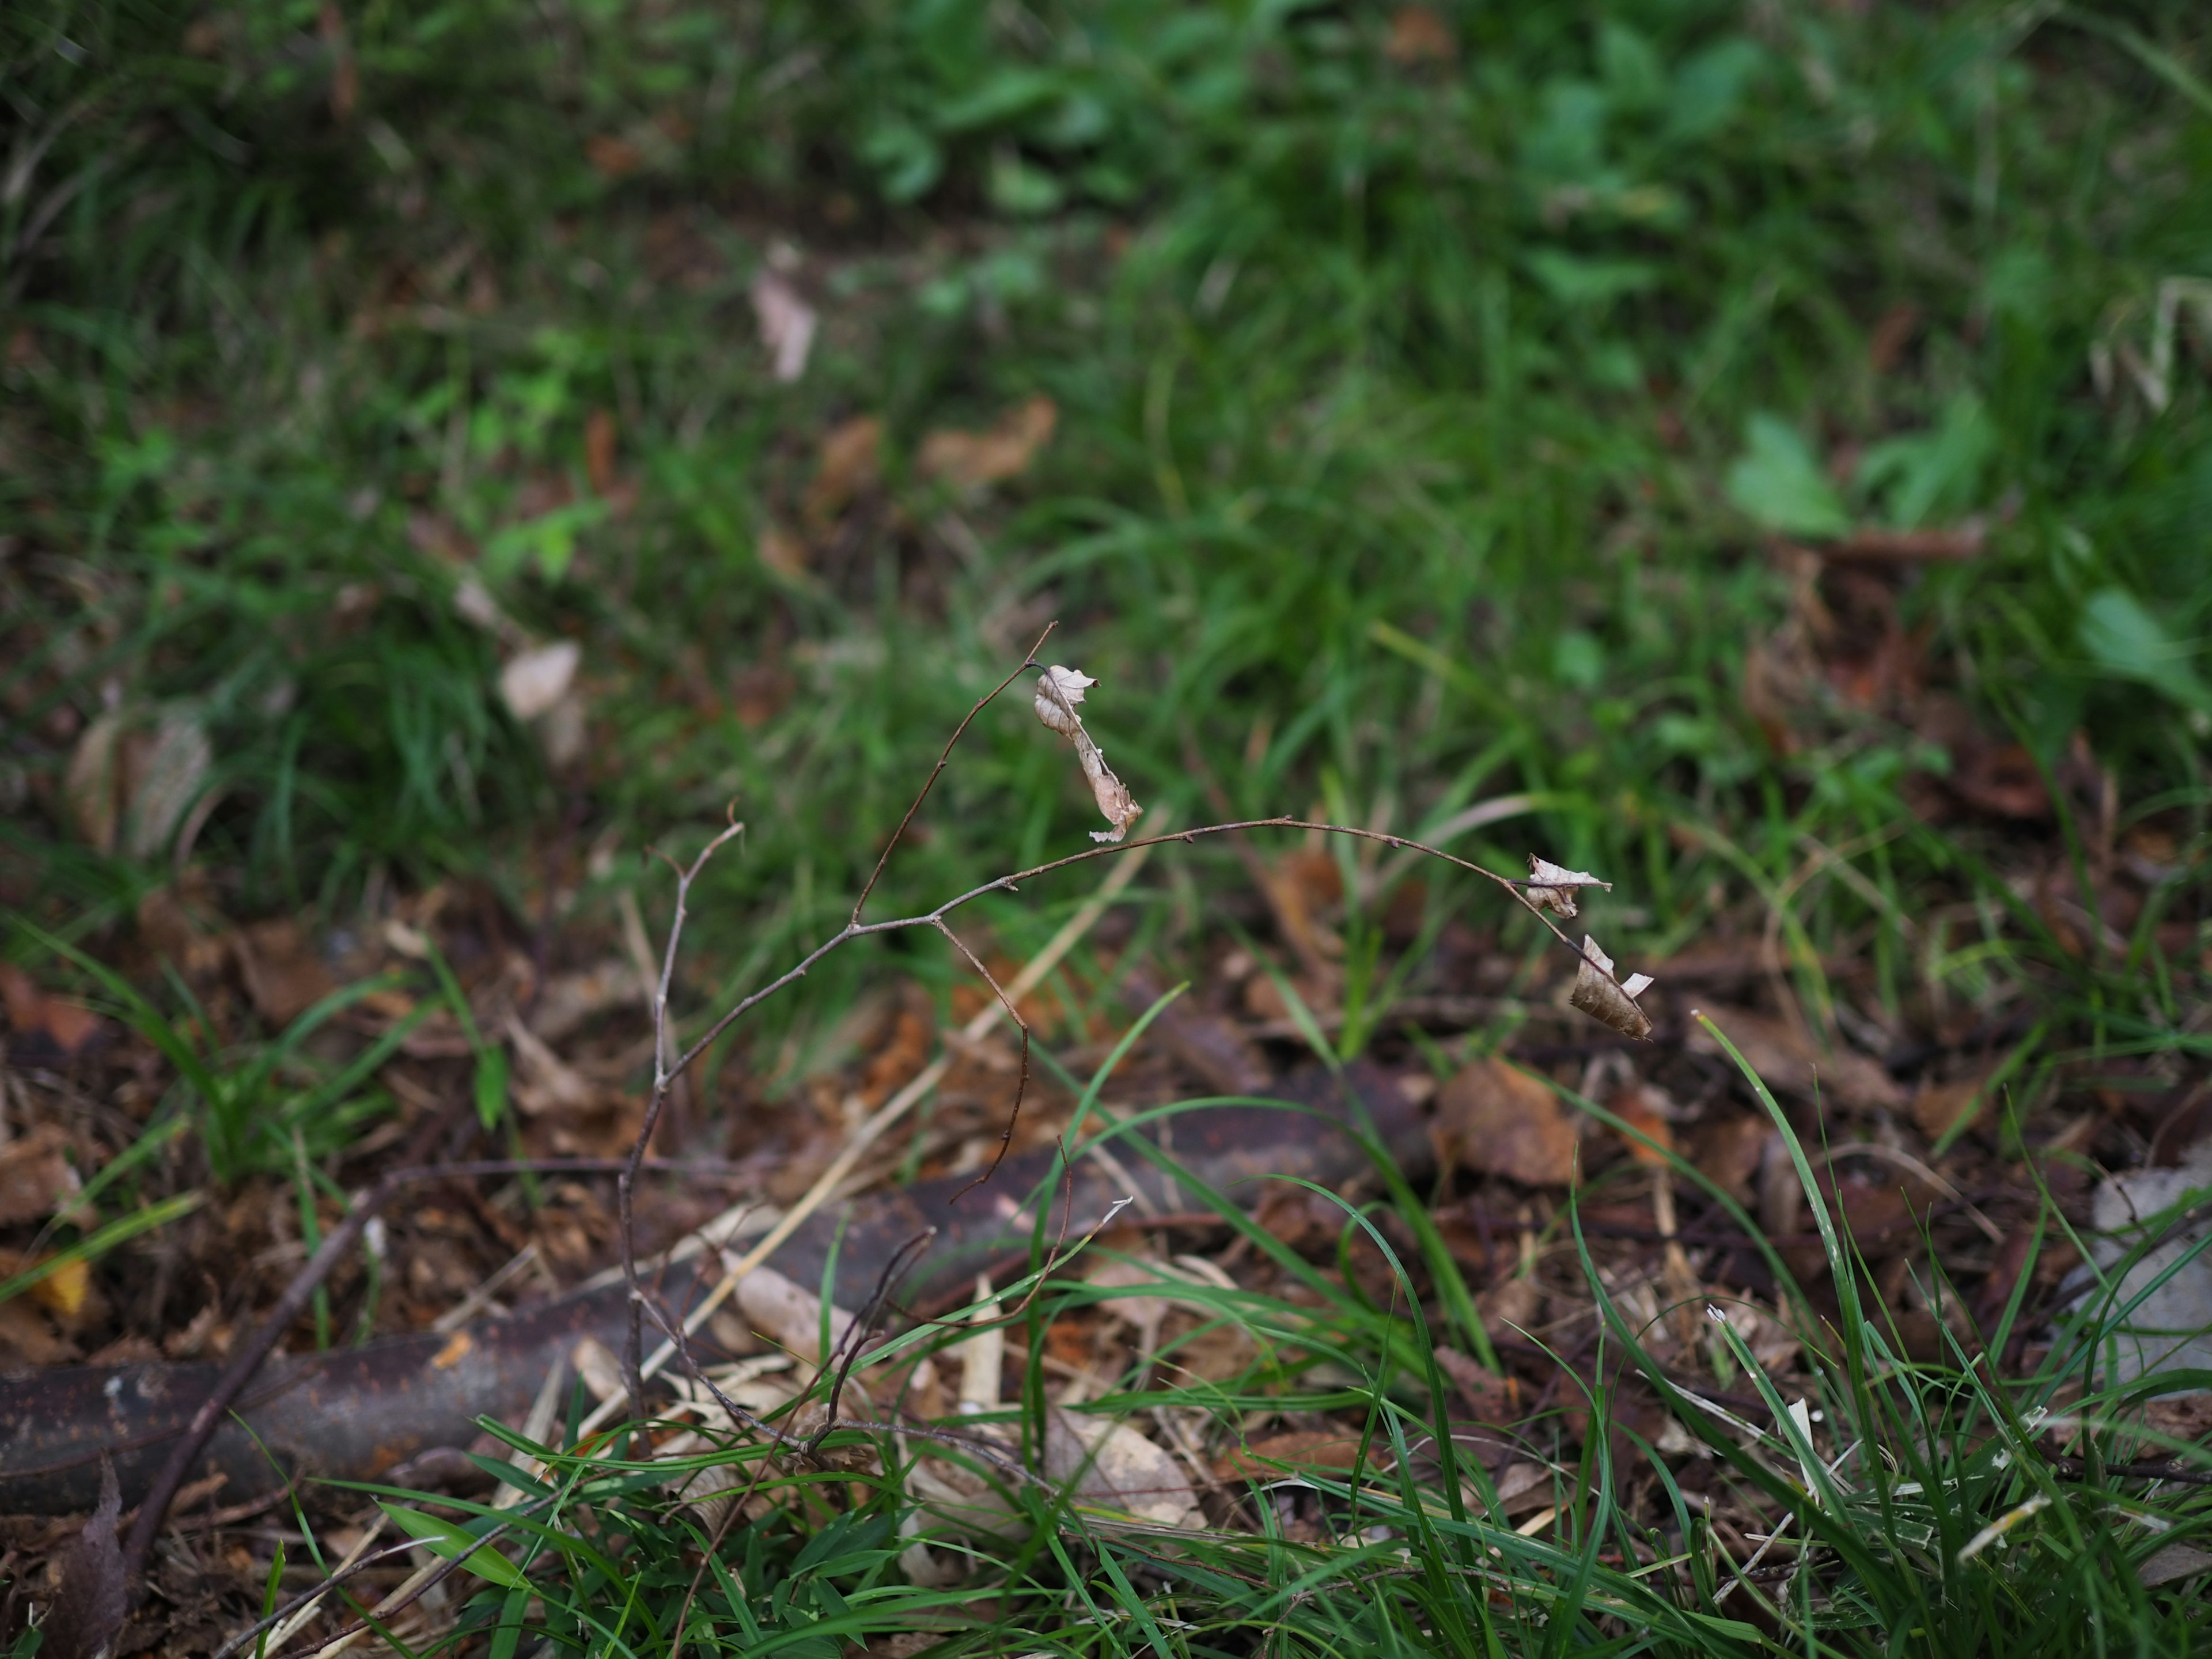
930 917 1031 1202
622 810 747 1430
209 1539 421 1659
598 638 1651 1470
810 1229 938 1455
850 623 1055 926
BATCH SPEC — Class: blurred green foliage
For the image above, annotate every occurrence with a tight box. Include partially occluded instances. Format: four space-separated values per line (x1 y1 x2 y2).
2 0 2208 1056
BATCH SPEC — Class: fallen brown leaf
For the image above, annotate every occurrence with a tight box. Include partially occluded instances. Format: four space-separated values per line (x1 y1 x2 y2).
0 1125 78 1226
0 964 105 1063
586 133 644 179
1212 1429 1383 1482
1434 1057 1580 1186
1384 5 1456 65
804 415 883 531
758 521 811 580
916 395 1057 491
1685 1113 1771 1203
1433 1345 1518 1422
1911 1071 1995 1141
39 1457 123 1659
1687 1006 1905 1112
2144 1393 2212 1444
0 1298 77 1366
232 919 337 1028
1608 1082 1675 1166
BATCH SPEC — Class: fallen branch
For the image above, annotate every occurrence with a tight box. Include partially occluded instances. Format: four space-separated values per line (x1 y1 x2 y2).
118 1095 472 1589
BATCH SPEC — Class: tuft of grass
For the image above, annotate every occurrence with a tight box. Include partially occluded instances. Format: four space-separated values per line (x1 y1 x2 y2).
315 1047 2212 1658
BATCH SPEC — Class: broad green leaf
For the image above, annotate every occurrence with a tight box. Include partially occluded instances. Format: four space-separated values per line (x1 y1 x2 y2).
2080 588 2212 714
377 1502 529 1590
1725 414 1850 537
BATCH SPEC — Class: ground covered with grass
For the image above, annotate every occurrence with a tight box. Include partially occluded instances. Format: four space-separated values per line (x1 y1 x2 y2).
4 1 2212 1654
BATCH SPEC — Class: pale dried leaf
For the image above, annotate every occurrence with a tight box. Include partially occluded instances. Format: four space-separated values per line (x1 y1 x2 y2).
452 575 508 635
2142 1543 2212 1588
1033 666 1142 842
1044 1407 1202 1529
953 1275 1005 1412
64 710 125 854
571 1335 625 1403
750 268 817 383
1569 934 1653 1040
530 959 646 1041
506 1014 598 1115
125 704 212 859
1525 855 1610 919
537 691 588 768
1032 664 1095 735
499 641 581 721
732 1263 855 1370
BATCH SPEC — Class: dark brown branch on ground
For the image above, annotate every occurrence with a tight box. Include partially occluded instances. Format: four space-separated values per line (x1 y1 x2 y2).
120 1094 474 1590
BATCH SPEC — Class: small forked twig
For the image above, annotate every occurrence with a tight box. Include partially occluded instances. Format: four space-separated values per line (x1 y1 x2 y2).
621 808 747 1428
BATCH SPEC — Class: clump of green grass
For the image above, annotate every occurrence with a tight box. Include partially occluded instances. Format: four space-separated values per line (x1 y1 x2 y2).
7 1 2207 1027
298 1032 2211 1659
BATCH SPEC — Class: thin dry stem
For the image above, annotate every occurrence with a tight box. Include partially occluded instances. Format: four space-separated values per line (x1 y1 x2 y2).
849 622 1056 926
622 810 747 1428
929 916 1033 1202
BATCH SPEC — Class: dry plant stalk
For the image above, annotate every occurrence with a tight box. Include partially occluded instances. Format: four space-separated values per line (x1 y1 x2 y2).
613 623 1658 1422
197 622 1662 1648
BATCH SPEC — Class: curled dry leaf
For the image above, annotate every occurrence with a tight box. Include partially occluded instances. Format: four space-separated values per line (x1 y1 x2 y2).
1568 934 1653 1040
1524 855 1610 919
1033 665 1142 843
1032 665 1094 734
